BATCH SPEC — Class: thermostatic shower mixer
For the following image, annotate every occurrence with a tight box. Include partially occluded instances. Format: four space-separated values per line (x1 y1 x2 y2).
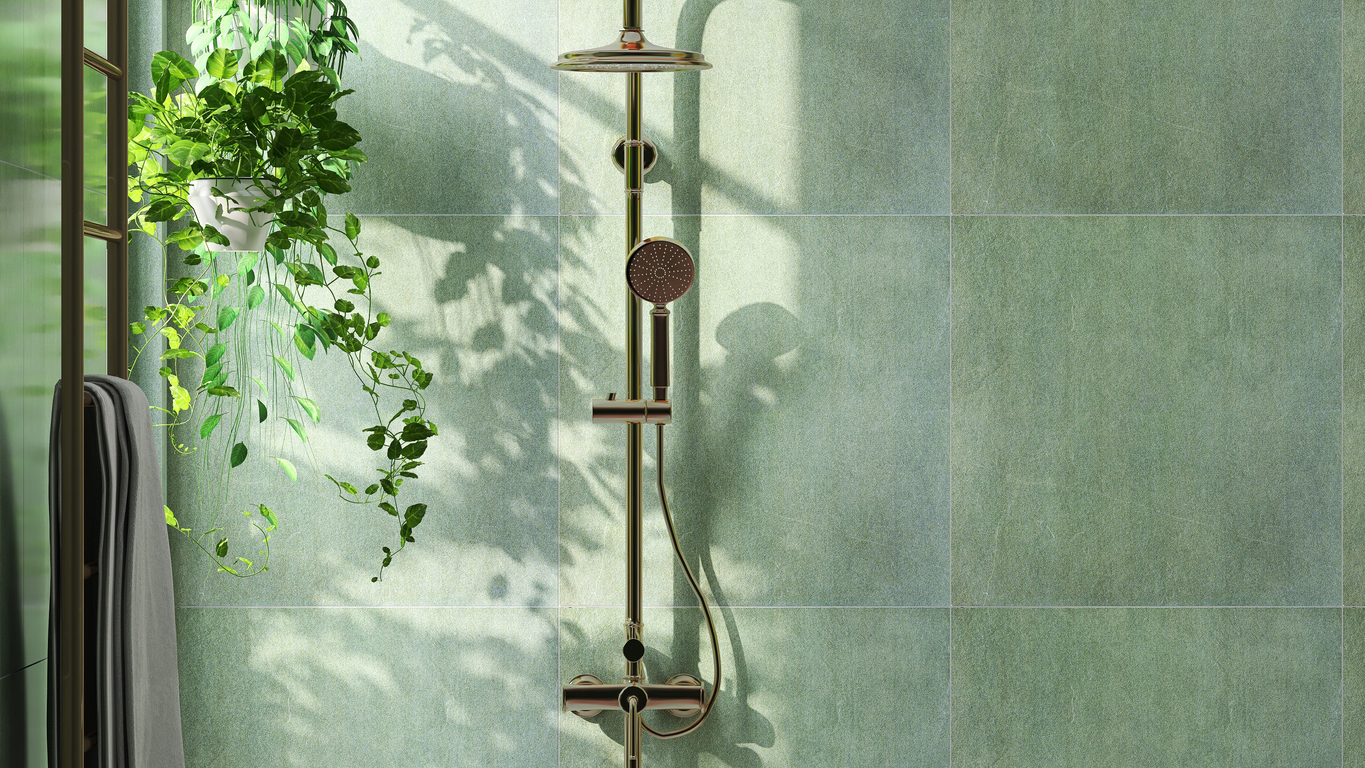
552 3 721 768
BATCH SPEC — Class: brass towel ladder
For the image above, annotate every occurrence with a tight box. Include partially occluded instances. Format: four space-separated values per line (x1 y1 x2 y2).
58 0 128 765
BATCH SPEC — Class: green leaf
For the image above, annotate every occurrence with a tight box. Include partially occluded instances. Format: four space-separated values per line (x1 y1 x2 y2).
293 397 321 423
130 322 146 335
344 212 361 240
207 385 241 398
294 326 316 360
170 385 191 412
257 399 268 423
199 413 223 439
200 361 225 387
150 50 198 101
318 243 337 265
215 537 229 558
272 355 295 381
166 140 211 166
275 457 298 482
145 199 181 222
366 432 386 451
259 505 278 531
205 342 227 367
229 442 247 468
217 306 239 330
164 506 179 527
245 49 288 85
160 348 198 360
236 251 259 277
247 285 265 310
284 417 308 443
205 47 240 79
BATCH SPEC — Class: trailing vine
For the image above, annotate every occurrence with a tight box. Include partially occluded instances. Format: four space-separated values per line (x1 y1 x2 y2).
129 2 436 581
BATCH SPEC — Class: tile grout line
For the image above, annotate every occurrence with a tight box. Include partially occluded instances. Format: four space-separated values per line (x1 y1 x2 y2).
347 212 1360 218
171 603 1363 610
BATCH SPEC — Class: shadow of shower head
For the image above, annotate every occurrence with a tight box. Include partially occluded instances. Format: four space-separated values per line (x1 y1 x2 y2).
552 29 711 72
627 237 695 305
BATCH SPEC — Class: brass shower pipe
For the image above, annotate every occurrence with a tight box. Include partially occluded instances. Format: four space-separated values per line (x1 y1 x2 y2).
552 2 718 766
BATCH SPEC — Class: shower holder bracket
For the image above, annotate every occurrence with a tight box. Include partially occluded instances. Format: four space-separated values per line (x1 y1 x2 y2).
612 137 658 175
592 395 671 424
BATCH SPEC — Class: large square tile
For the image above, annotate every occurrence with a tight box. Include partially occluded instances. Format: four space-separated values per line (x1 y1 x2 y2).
952 0 1342 213
334 0 558 215
560 606 949 768
560 215 950 607
168 215 558 607
177 606 558 768
952 216 1342 605
953 608 1342 767
557 0 950 216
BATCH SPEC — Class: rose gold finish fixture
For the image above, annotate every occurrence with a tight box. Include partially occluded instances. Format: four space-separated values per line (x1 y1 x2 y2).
553 2 721 765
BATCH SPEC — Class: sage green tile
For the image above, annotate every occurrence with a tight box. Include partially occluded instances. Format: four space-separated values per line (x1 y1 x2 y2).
953 217 1341 606
1351 219 1365 605
560 215 949 607
560 606 948 768
559 0 949 215
953 608 1342 767
168 216 558 607
1349 1 1365 213
176 606 557 768
1349 609 1365 767
953 0 1342 213
333 0 557 215
555 0 686 217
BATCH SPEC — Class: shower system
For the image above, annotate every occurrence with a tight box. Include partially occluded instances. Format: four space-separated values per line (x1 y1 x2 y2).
553 3 720 766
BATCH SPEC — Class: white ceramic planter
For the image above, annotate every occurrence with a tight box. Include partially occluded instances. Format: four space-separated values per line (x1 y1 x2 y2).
186 178 275 252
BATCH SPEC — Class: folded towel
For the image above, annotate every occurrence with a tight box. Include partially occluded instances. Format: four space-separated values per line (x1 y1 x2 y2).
50 377 185 768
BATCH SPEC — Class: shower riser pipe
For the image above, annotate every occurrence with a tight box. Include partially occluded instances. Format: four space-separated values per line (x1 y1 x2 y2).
623 68 645 762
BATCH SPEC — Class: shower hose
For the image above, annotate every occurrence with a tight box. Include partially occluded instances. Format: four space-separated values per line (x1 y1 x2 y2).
644 423 721 739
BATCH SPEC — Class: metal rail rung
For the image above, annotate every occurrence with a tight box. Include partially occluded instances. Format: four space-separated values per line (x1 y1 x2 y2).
81 48 122 80
82 221 123 241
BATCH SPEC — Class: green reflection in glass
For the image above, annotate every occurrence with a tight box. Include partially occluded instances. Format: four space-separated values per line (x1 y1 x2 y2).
84 236 106 374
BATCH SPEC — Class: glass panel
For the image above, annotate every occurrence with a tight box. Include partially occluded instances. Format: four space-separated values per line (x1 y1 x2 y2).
84 235 106 374
83 66 107 221
83 0 106 60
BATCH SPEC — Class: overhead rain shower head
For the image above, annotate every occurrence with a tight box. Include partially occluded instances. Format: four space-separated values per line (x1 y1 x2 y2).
626 237 694 305
552 29 711 72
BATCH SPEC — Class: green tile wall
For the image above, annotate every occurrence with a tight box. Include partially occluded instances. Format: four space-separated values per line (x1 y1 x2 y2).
953 0 1342 214
953 216 1342 606
146 0 1355 766
953 608 1343 766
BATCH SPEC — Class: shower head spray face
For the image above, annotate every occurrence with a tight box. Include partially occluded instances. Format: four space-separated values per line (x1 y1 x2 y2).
627 237 695 305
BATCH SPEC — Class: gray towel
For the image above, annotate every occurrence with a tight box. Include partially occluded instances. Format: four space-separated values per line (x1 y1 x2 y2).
50 377 185 768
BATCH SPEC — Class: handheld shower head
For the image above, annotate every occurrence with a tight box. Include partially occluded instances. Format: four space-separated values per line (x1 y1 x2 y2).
626 237 694 306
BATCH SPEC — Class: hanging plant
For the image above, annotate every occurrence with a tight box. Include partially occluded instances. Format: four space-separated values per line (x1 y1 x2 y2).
128 45 437 582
